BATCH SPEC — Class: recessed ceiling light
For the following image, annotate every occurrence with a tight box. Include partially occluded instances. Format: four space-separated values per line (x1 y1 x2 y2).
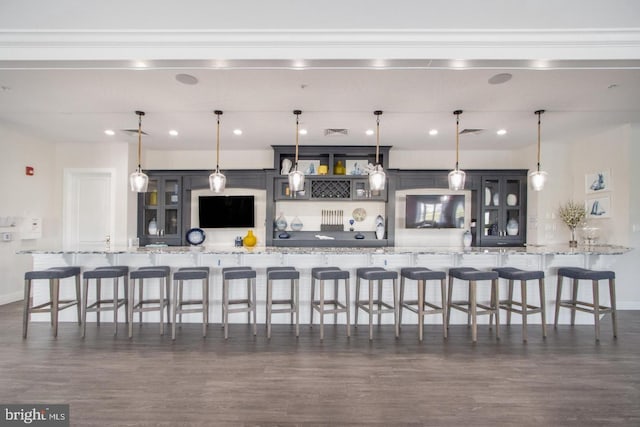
169 130 179 136
233 129 243 135
488 73 513 85
365 129 375 136
497 129 507 136
299 129 308 135
429 129 438 136
175 74 199 85
104 129 115 136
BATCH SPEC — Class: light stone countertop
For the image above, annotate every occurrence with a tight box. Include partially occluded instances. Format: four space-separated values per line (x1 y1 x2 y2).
19 245 632 256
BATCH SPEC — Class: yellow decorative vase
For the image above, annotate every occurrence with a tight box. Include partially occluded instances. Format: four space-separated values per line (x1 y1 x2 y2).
243 229 257 247
334 160 346 175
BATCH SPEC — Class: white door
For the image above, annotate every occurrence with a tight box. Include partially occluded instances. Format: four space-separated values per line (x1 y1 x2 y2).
63 169 115 250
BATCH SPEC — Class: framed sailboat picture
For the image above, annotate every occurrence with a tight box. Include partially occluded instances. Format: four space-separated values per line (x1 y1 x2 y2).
586 196 611 219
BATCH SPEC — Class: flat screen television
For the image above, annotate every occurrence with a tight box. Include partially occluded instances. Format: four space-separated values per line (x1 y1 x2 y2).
199 195 255 228
405 194 465 229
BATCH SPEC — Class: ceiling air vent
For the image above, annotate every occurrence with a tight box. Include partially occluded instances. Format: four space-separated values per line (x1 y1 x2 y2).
459 128 484 135
324 128 349 137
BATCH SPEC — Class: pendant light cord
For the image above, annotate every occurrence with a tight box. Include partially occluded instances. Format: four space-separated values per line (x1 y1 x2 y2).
293 110 301 168
135 110 145 172
374 110 383 165
453 110 462 170
536 110 544 172
216 111 221 172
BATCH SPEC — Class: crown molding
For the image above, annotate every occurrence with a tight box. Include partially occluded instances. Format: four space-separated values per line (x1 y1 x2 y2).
1 28 640 62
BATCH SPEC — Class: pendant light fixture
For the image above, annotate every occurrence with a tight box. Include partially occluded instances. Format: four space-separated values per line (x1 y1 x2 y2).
529 109 547 191
208 110 226 193
448 110 465 191
369 110 386 191
288 110 305 192
129 110 149 192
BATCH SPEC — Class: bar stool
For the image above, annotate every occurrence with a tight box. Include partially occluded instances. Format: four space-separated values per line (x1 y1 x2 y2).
399 267 447 341
493 267 546 342
265 267 299 339
555 267 617 341
128 266 171 338
355 267 399 340
23 266 82 338
82 266 129 337
172 267 210 339
310 267 351 340
221 266 257 339
447 267 500 342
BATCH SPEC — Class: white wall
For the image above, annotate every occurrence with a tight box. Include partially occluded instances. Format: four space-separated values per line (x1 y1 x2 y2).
0 123 57 303
146 149 273 170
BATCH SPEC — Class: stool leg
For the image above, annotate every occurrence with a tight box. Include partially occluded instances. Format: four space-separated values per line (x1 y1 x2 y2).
123 276 129 325
172 279 179 340
440 278 447 339
345 278 351 338
128 279 135 339
223 280 229 339
138 279 143 326
319 279 325 341
295 278 300 337
334 279 338 325
310 277 315 327
202 278 208 337
96 279 102 327
205 276 210 328
23 279 32 339
354 277 360 327
493 279 500 340
571 279 579 326
554 275 563 329
610 278 617 338
252 277 257 336
368 280 374 341
593 279 600 341
52 278 60 338
467 281 472 327
521 279 528 342
159 278 165 336
507 279 514 325
82 278 89 338
377 279 383 326
470 280 477 342
393 278 399 338
290 279 295 325
399 276 405 329
113 277 119 336
446 276 453 330
247 279 251 325
267 279 273 339
75 274 81 325
417 279 425 341
540 278 547 338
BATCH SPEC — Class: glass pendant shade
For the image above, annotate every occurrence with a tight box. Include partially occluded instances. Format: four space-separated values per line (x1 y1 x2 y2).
288 168 305 192
448 169 466 191
209 110 226 192
369 164 386 191
209 169 226 193
129 168 149 193
529 170 547 191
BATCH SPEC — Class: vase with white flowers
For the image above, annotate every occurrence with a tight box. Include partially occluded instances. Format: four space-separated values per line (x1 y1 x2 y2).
558 201 586 247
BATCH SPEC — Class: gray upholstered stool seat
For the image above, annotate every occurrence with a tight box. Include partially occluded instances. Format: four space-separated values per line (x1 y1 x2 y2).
399 267 447 341
128 266 171 338
310 267 351 340
172 267 210 339
493 267 546 342
355 267 399 340
447 267 500 342
555 267 617 341
221 267 257 339
82 266 129 337
23 267 82 338
266 267 300 339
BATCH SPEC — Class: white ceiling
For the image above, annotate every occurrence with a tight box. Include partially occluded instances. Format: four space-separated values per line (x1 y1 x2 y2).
1 62 639 152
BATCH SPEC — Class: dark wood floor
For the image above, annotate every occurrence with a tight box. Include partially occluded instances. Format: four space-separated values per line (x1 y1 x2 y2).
2 301 639 426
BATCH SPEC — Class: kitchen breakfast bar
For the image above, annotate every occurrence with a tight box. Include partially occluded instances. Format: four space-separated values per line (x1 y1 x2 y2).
22 245 629 336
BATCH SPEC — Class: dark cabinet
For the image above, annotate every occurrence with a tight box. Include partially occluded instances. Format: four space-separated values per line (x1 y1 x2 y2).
138 174 183 246
478 175 527 246
274 176 387 201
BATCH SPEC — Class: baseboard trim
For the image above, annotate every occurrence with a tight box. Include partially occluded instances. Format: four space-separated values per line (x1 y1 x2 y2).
0 291 23 306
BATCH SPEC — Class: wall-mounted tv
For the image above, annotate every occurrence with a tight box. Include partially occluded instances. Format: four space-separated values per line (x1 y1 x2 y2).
199 195 255 228
405 194 465 229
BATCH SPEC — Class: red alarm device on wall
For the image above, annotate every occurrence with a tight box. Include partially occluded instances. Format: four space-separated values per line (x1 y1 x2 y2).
26 166 34 176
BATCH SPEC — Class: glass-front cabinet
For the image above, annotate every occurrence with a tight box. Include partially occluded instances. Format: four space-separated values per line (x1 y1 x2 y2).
478 175 526 246
138 174 182 246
